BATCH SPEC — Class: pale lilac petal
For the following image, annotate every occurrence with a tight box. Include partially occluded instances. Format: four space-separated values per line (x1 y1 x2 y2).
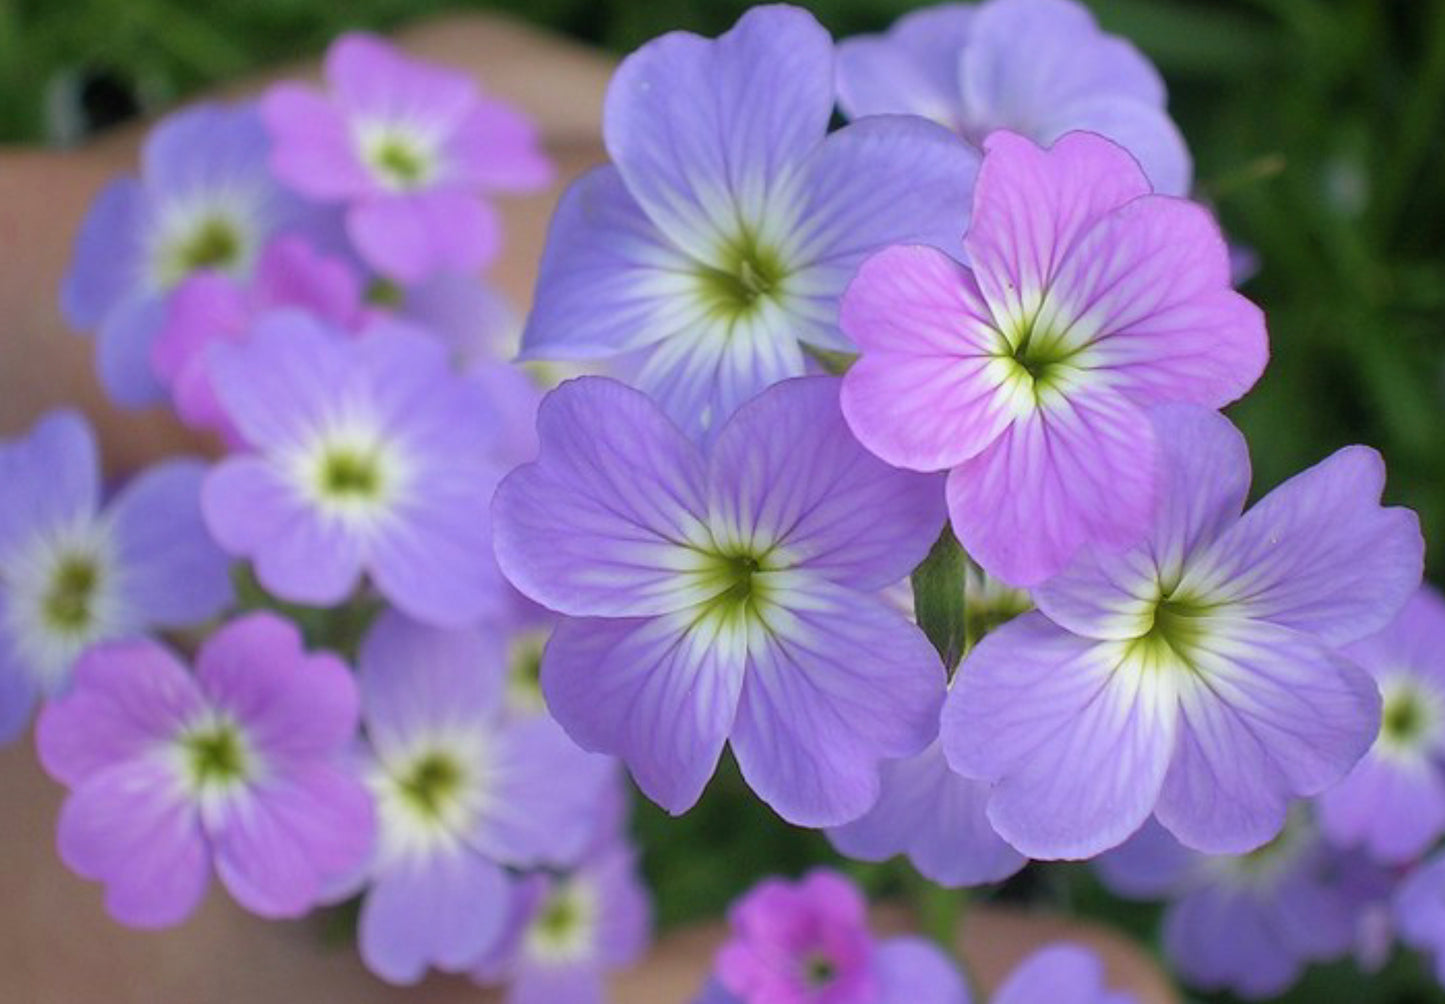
991 943 1121 1004
964 131 1151 326
875 936 971 1004
61 179 148 329
360 851 512 984
946 383 1156 587
827 738 1025 888
943 613 1175 859
1182 445 1424 647
97 294 169 407
731 582 944 827
0 410 99 559
210 762 374 918
260 83 373 199
108 460 233 627
839 245 1015 471
542 612 744 815
0 642 37 744
1163 887 1301 998
141 102 270 194
1155 620 1381 853
835 5 975 126
1092 819 1198 899
512 965 604 1004
348 190 498 283
56 759 209 928
328 32 475 126
1044 98 1190 198
1346 585 1445 687
1318 755 1445 864
446 98 554 190
708 377 945 589
1396 852 1445 980
603 5 833 256
492 378 709 618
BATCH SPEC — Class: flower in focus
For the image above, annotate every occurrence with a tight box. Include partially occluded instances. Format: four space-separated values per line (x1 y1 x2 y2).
695 869 968 1004
944 405 1422 858
0 410 232 739
62 102 320 406
492 376 946 826
519 4 978 441
836 0 1191 195
261 32 552 283
1317 585 1445 863
202 314 510 627
1096 817 1387 999
352 612 613 984
34 612 373 927
841 130 1267 586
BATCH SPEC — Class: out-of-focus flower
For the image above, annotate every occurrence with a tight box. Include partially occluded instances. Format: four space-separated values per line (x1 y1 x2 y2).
493 376 946 826
1396 851 1445 986
519 4 977 442
0 410 232 739
944 405 1421 858
35 613 372 927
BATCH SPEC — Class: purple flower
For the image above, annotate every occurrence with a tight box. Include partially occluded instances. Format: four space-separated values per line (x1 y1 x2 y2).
837 0 1190 195
1097 817 1380 999
261 32 552 283
828 563 1029 887
698 869 968 1004
990 943 1138 1004
943 405 1422 858
840 130 1267 586
1396 851 1445 985
201 313 509 627
519 4 978 441
151 235 365 443
352 612 613 984
34 612 372 927
492 376 946 826
0 410 232 740
61 102 319 406
1317 585 1445 864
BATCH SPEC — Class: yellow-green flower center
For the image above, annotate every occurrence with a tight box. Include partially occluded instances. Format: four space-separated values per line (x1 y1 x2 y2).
177 217 242 273
697 231 787 318
319 449 384 500
42 555 99 632
397 751 464 821
183 722 249 788
803 954 838 988
1128 592 1213 669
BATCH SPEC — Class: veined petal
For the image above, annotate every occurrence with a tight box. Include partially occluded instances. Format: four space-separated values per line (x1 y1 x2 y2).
602 5 833 259
1155 619 1381 853
946 381 1156 587
943 613 1177 859
840 245 1015 472
707 377 945 589
1180 445 1424 647
730 582 944 827
492 378 710 618
541 611 746 815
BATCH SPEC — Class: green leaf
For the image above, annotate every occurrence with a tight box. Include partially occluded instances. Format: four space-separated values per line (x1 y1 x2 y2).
910 525 968 673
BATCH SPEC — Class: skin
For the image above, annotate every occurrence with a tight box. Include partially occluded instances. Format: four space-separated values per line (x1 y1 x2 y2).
0 14 1178 1002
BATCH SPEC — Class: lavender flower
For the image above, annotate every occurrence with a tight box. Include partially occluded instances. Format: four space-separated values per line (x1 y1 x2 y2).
841 130 1267 586
1096 817 1381 999
201 313 509 627
1317 585 1445 863
944 405 1422 858
696 869 968 1004
34 612 372 927
990 943 1139 1004
353 612 612 984
262 32 552 283
62 102 318 406
1396 851 1445 985
492 376 946 826
837 0 1191 195
519 4 978 441
0 410 231 739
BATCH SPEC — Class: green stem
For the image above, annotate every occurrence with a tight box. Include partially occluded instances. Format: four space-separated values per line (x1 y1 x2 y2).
907 867 967 961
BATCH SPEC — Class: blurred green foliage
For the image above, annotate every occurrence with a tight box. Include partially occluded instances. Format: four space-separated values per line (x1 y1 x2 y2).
5 1 1445 1002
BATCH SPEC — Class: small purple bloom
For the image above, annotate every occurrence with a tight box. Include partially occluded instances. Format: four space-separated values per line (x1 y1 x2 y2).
1396 851 1445 986
261 32 552 283
35 612 373 927
991 943 1138 1004
520 4 978 441
841 130 1267 586
0 410 232 740
837 0 1191 195
353 612 613 984
492 376 946 826
151 235 365 443
1317 585 1445 864
1097 817 1380 999
62 102 319 406
699 869 968 1004
943 405 1422 859
201 313 509 627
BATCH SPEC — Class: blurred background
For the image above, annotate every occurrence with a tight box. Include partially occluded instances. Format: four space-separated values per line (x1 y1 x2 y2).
3 1 1443 1001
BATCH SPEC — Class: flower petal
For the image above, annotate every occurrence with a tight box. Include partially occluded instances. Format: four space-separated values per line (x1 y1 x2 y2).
1317 752 1445 865
731 582 944 827
541 612 745 815
943 612 1176 859
260 83 373 199
97 294 169 407
348 190 498 283
835 5 976 126
61 179 148 330
875 936 971 1004
0 409 99 560
991 943 1117 1004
